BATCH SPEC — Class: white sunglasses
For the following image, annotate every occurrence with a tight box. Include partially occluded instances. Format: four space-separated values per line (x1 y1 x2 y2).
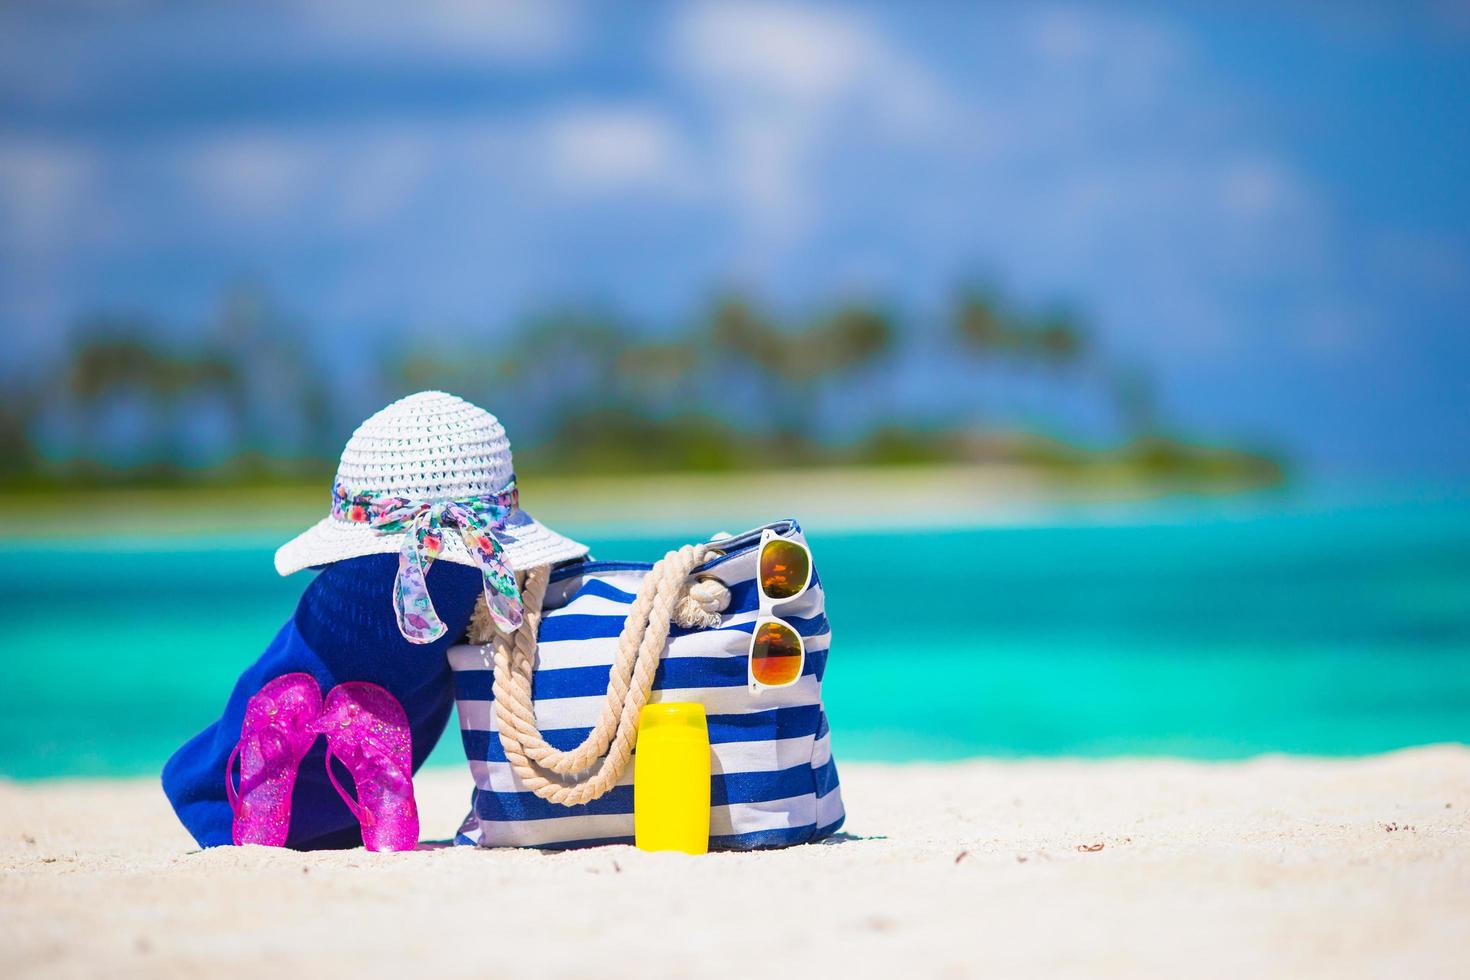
748 528 814 691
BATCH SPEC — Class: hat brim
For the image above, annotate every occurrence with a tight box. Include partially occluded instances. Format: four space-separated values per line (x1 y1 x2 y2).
274 508 589 577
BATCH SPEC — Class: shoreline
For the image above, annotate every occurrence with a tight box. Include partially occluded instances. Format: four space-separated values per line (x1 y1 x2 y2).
0 463 1283 540
4 746 1466 978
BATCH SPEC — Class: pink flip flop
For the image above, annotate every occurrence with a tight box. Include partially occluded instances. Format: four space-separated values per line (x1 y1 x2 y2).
314 682 419 852
226 672 323 847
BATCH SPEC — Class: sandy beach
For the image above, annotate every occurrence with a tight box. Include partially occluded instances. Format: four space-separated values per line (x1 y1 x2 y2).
3 747 1467 979
0 463 1264 543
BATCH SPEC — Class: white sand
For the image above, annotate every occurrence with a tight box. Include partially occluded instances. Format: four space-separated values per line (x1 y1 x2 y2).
3 748 1467 979
0 463 1237 541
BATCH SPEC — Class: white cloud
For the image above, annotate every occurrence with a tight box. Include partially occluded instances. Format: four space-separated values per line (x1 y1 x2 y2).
0 139 100 364
1029 5 1185 100
177 120 536 236
184 130 324 223
541 106 698 198
0 139 94 250
1032 6 1182 69
332 131 436 229
669 1 951 255
296 0 579 63
1219 157 1310 221
675 2 880 105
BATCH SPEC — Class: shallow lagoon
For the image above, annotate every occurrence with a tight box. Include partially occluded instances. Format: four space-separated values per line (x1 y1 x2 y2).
3 492 1467 778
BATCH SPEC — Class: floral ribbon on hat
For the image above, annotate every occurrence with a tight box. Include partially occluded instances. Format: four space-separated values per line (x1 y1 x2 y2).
332 477 523 644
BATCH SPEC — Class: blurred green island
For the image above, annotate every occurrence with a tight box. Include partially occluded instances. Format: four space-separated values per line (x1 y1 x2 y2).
0 285 1283 500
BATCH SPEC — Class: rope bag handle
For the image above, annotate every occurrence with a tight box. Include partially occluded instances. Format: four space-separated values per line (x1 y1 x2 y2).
486 544 730 806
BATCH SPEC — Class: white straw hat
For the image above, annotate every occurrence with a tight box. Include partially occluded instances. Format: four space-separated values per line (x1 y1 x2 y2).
275 391 588 576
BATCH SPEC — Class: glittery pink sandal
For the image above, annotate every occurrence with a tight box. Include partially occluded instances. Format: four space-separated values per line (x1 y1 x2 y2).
225 672 323 847
314 682 420 852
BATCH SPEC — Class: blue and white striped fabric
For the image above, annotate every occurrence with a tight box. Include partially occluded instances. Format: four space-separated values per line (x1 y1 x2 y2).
448 520 845 850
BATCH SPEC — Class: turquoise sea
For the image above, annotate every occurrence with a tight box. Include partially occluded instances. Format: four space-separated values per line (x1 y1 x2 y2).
2 490 1467 779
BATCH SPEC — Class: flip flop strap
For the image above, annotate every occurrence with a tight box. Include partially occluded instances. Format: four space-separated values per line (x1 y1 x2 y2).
225 743 242 815
225 728 293 816
323 737 410 828
324 746 373 826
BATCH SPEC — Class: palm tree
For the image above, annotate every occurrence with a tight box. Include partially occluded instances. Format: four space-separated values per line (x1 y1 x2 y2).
953 286 1013 353
64 322 179 467
1110 363 1159 438
708 293 894 451
1030 307 1086 368
0 381 39 483
953 287 1087 365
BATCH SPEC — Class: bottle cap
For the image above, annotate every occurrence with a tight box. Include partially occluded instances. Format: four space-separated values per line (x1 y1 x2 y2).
639 702 707 730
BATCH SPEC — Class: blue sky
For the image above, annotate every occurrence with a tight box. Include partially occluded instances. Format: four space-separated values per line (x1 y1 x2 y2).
1 1 1468 476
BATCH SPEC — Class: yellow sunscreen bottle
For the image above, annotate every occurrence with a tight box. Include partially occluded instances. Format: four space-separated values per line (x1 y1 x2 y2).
634 702 711 854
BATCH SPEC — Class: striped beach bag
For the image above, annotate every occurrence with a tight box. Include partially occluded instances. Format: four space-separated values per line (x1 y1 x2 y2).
447 520 845 849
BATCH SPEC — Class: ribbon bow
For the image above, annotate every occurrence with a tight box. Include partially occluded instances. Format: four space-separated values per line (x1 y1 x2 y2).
333 478 523 644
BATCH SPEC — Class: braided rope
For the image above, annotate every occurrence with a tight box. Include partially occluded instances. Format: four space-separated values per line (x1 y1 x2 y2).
490 544 716 806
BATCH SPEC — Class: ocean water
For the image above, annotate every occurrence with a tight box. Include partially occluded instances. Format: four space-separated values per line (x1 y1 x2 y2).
2 492 1467 779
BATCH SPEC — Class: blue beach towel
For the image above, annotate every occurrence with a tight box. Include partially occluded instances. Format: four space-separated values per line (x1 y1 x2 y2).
161 554 479 849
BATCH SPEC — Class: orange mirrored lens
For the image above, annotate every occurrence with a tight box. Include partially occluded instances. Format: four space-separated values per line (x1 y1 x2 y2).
760 539 810 601
751 621 803 686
